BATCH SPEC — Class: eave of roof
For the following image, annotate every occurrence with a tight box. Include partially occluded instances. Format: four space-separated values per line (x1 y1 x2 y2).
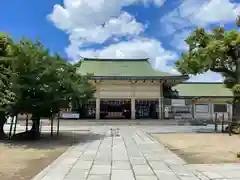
90 75 189 80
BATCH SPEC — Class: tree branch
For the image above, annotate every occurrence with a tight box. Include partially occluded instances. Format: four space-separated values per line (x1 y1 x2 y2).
210 67 236 78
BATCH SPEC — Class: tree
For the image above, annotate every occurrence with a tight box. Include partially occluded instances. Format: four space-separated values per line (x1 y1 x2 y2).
175 21 240 123
0 35 95 139
9 39 95 139
0 33 16 138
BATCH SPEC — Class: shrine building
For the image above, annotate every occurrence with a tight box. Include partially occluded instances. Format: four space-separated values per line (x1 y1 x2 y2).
76 58 233 121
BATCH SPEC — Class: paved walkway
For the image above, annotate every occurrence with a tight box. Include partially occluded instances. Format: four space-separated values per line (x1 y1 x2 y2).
32 126 240 180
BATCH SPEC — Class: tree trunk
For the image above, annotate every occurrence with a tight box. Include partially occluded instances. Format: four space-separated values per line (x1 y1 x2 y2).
30 115 41 139
234 49 240 122
10 114 41 140
232 96 240 122
0 111 7 139
231 51 240 130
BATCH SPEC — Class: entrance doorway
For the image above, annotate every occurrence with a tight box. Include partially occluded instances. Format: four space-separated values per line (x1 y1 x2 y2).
100 99 131 119
135 99 158 119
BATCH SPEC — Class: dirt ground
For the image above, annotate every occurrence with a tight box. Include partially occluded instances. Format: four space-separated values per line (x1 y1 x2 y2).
0 131 103 180
152 133 240 164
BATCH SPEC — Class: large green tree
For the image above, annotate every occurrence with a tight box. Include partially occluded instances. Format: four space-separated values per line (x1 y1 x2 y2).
11 40 95 139
175 24 240 122
0 33 16 138
0 34 95 139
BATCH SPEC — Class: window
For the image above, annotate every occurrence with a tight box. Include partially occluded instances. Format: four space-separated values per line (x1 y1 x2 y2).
195 104 209 113
214 104 227 112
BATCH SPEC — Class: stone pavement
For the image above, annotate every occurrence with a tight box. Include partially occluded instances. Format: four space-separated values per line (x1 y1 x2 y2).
32 126 240 180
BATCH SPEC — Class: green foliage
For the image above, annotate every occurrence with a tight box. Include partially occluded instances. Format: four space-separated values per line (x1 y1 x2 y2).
175 26 240 122
8 39 95 118
0 33 16 113
233 84 240 94
229 125 240 134
175 27 240 91
162 86 179 98
0 32 95 127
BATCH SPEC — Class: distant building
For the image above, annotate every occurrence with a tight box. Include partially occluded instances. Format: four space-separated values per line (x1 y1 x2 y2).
76 58 233 120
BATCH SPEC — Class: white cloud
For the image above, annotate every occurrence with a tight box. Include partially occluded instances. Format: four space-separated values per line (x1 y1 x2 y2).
160 0 240 50
69 37 178 74
170 29 191 51
49 0 166 57
193 0 240 25
152 0 165 6
68 12 144 44
161 0 240 31
188 71 223 82
49 0 231 82
49 0 165 39
159 0 239 82
49 0 176 75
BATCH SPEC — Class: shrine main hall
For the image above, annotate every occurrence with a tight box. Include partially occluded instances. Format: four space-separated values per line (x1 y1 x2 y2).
76 58 233 120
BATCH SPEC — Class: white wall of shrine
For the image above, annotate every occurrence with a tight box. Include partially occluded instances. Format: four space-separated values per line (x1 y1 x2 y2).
94 80 163 119
95 80 162 99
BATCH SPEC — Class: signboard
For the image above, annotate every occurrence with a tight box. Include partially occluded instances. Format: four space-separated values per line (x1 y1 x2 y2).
195 104 209 113
171 99 185 106
60 113 80 119
173 106 189 112
165 107 169 118
216 112 224 120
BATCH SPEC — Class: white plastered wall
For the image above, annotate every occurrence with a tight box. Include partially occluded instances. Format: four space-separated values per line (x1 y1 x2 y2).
94 80 163 119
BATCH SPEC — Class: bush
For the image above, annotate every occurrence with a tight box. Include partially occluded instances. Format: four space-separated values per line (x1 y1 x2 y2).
225 125 240 134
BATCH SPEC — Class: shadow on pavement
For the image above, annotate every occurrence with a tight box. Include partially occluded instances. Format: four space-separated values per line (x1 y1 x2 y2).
0 131 105 150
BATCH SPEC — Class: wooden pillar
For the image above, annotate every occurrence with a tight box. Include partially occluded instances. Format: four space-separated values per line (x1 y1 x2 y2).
158 98 162 119
131 98 135 119
95 84 100 120
209 99 214 121
96 98 100 120
158 83 163 119
131 82 136 120
228 103 233 121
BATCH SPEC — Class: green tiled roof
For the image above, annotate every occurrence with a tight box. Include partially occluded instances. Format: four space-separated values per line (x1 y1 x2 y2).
173 83 233 97
77 58 187 79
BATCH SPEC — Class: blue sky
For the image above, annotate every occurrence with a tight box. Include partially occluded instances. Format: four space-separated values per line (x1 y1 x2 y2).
1 0 240 81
